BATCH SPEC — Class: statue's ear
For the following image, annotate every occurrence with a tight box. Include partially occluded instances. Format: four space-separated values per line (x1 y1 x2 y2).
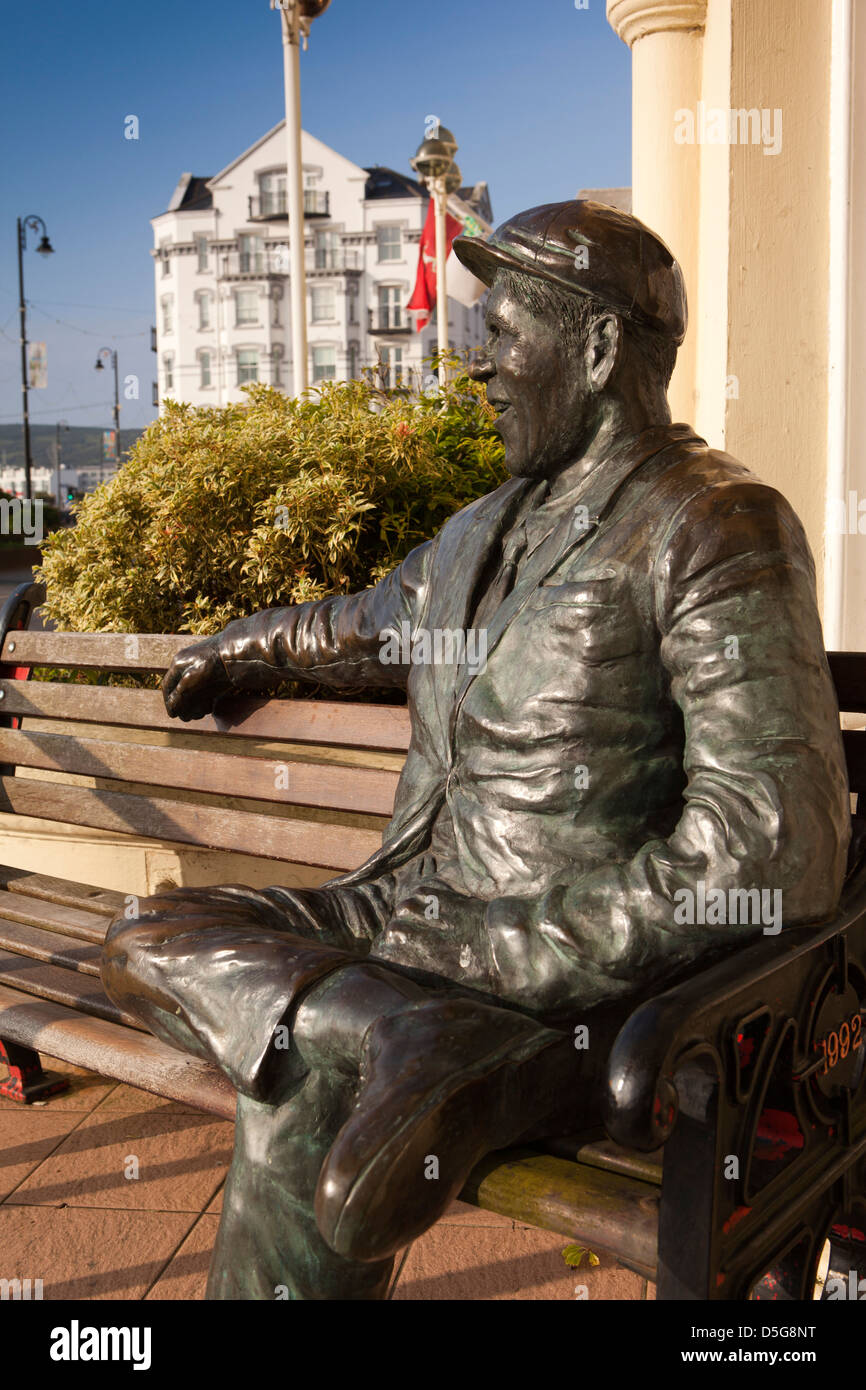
585 314 622 393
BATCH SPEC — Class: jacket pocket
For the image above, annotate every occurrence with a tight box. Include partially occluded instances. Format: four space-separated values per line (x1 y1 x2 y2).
527 575 643 663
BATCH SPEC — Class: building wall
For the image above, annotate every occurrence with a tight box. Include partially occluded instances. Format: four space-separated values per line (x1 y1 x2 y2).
153 127 485 408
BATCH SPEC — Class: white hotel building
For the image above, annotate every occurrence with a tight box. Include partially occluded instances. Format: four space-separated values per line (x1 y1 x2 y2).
151 124 492 406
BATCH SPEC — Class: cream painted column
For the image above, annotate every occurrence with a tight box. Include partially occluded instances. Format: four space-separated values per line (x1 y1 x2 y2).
607 0 707 424
609 0 840 618
721 0 834 608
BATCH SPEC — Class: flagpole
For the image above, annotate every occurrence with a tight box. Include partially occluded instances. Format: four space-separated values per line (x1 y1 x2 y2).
410 123 459 387
433 184 449 380
271 1 331 398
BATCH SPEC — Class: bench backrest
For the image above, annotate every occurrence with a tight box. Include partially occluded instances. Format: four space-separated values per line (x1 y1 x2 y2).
0 586 408 875
1 583 865 878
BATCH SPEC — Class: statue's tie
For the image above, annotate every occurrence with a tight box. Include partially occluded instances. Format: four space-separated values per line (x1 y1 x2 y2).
473 479 550 627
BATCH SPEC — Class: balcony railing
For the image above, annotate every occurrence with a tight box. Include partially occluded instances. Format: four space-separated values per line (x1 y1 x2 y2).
219 251 272 277
368 307 410 334
308 249 361 273
219 246 361 279
247 190 330 221
248 193 287 220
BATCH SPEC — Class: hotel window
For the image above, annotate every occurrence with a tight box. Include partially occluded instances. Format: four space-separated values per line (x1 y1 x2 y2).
259 172 287 217
235 289 258 326
237 349 259 385
238 234 265 273
160 242 170 276
161 296 173 335
314 229 338 270
347 342 359 380
311 285 336 322
376 226 401 262
378 345 403 388
312 346 336 383
163 354 174 391
378 285 402 329
199 351 212 389
197 292 212 330
195 235 209 271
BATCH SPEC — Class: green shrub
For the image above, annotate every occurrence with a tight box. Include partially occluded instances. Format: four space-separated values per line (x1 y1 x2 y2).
36 365 505 643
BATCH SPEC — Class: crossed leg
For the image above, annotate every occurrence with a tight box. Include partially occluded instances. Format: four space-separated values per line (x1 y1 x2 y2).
102 885 612 1299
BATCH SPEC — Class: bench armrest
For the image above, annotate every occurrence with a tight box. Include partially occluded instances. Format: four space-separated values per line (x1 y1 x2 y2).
602 869 866 1151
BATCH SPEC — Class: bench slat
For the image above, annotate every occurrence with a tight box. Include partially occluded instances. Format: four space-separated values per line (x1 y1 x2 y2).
0 981 235 1118
1 632 187 671
0 888 111 944
0 869 125 918
0 775 383 869
546 1134 664 1186
459 1149 658 1280
0 680 411 751
0 949 141 1030
0 917 103 975
0 727 399 817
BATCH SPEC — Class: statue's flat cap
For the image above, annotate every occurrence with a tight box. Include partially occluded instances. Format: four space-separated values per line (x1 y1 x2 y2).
453 200 687 345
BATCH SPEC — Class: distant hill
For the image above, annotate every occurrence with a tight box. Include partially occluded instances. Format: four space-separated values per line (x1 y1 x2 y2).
0 425 146 474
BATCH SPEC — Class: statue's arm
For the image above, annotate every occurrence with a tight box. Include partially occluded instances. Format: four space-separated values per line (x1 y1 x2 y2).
376 481 851 1019
163 539 433 719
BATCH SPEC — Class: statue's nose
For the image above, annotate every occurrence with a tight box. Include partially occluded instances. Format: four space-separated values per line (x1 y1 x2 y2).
467 356 494 383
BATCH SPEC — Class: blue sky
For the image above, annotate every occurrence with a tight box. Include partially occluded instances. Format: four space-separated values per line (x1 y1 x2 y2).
0 0 631 433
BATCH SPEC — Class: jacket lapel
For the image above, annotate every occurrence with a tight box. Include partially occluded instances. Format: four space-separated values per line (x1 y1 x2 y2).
427 474 530 637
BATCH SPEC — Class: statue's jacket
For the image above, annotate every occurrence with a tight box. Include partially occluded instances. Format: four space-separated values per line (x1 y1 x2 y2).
211 423 851 1025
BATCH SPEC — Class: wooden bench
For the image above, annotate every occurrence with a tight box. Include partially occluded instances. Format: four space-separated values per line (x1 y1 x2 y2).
0 579 864 1301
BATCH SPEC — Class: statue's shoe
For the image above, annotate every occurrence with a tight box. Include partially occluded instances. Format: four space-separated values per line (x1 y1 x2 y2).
313 996 563 1263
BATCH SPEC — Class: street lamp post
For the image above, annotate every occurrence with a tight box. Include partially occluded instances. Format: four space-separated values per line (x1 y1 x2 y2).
95 348 120 482
410 125 461 383
270 0 331 397
54 420 69 516
16 215 55 501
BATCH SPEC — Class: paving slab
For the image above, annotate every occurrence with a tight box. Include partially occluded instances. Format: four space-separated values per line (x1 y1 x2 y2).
145 1213 219 1301
0 1107 89 1203
393 1223 648 1301
0 1204 196 1299
9 1108 233 1212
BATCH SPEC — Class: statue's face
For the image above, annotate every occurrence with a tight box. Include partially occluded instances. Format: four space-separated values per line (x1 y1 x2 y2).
472 280 595 479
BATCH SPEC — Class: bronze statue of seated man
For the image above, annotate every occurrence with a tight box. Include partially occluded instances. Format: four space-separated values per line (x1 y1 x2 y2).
101 200 850 1300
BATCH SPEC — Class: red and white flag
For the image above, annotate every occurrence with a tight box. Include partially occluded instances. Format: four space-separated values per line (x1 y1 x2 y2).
407 195 489 331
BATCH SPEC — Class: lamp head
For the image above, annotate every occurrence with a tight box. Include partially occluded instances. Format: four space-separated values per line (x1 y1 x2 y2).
410 126 458 183
36 235 54 256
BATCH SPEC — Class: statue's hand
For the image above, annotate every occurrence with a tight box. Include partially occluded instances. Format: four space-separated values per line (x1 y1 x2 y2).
162 637 234 721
